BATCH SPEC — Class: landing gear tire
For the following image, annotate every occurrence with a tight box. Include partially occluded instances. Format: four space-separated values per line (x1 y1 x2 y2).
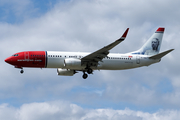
87 68 93 74
83 73 88 79
20 69 24 74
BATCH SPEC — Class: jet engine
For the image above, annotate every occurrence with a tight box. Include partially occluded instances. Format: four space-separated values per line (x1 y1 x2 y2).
64 58 81 68
57 68 75 76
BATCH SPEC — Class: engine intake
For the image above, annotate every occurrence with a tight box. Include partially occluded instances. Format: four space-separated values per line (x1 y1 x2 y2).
57 68 75 76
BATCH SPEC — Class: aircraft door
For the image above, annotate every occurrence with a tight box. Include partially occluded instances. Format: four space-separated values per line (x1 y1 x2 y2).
136 56 140 64
25 52 29 60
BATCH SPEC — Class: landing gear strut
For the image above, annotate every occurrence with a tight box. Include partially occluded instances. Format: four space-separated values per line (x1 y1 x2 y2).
20 69 24 74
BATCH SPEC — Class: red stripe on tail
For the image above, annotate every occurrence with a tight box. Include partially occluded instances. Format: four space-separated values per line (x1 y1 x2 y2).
156 27 165 32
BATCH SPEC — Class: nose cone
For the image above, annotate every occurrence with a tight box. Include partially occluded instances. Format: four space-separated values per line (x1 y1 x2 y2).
5 57 12 64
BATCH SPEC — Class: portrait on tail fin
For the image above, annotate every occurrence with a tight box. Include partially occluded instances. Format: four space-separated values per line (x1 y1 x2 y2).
152 38 159 51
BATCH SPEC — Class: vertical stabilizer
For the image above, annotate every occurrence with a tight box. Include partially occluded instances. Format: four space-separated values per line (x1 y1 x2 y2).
131 28 165 55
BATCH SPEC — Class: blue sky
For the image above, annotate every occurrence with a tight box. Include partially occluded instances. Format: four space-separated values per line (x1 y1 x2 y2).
0 0 60 24
0 0 180 119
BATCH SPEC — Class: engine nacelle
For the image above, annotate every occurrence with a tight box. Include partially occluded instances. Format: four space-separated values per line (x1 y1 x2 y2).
57 68 75 76
64 58 81 69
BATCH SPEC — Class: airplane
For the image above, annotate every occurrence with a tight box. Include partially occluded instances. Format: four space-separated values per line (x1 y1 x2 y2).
5 27 174 79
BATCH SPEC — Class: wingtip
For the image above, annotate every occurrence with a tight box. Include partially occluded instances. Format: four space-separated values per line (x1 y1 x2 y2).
170 48 175 51
122 28 129 38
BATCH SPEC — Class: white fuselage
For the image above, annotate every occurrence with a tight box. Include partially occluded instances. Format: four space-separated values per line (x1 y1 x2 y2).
46 51 160 70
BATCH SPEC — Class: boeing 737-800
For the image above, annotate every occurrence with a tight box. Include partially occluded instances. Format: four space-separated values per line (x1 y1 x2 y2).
5 27 174 79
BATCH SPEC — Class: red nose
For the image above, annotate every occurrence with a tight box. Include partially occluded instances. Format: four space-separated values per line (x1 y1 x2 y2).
5 57 12 64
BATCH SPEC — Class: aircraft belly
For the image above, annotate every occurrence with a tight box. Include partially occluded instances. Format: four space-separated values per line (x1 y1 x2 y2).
98 60 133 70
46 58 85 70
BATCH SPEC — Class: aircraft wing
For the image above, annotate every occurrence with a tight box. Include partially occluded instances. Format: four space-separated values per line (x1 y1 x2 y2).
81 28 129 66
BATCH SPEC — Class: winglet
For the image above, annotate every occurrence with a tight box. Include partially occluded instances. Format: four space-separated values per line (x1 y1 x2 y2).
122 28 129 38
117 28 129 41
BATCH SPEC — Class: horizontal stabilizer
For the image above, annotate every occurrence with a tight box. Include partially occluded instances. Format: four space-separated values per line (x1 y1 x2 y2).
149 49 174 59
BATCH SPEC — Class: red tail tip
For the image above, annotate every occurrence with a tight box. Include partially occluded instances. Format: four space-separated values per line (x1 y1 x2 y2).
156 27 165 32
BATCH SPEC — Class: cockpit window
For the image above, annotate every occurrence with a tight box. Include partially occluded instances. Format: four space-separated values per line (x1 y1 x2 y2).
12 54 19 56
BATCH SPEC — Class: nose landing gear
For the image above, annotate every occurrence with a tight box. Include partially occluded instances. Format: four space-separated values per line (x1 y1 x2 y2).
20 69 24 74
14 66 24 74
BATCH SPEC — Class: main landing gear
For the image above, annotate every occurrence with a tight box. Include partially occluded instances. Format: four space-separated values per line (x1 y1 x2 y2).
83 72 88 79
87 68 93 74
82 68 93 79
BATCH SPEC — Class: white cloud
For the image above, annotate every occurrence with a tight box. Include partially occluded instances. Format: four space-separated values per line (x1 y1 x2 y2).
0 104 17 120
1 101 180 120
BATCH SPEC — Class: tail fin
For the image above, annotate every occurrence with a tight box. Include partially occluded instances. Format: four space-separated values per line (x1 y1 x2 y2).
131 27 165 56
